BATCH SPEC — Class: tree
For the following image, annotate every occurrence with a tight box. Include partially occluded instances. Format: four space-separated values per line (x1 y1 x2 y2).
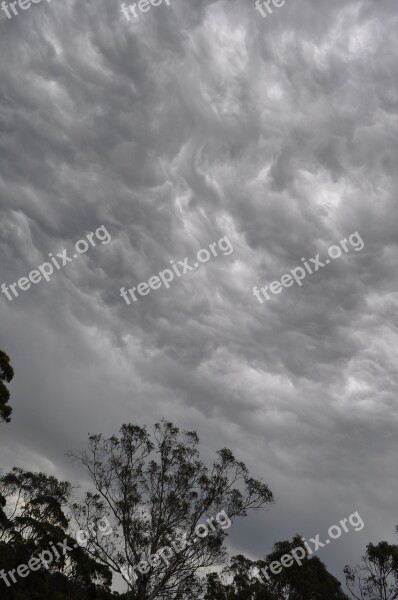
204 554 274 599
0 350 14 423
69 420 274 600
344 539 398 600
261 535 349 600
205 537 349 600
0 467 113 599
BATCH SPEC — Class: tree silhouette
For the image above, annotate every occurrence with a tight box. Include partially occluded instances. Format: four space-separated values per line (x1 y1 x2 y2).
0 350 14 423
0 468 114 599
205 538 349 600
345 538 398 600
69 420 274 600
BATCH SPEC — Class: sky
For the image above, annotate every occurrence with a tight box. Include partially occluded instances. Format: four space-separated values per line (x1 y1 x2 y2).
1 0 398 593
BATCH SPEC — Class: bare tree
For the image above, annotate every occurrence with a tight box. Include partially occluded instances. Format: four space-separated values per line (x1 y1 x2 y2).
68 420 274 600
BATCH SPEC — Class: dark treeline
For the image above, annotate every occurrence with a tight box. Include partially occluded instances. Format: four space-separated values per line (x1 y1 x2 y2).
1 349 397 600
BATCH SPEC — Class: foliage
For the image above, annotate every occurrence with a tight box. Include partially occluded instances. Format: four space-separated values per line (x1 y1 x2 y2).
344 539 398 600
204 536 349 600
0 467 114 599
0 350 14 423
69 420 274 600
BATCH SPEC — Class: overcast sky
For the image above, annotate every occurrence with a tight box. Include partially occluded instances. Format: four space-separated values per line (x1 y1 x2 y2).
1 0 398 593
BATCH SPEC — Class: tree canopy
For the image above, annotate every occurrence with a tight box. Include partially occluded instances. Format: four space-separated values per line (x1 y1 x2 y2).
204 538 350 600
69 420 274 600
345 538 398 600
0 350 14 423
0 467 114 599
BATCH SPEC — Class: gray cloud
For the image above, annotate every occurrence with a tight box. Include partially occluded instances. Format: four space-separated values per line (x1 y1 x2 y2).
1 0 398 591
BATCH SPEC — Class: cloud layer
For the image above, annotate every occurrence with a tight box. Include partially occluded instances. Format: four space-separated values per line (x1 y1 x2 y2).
1 0 398 589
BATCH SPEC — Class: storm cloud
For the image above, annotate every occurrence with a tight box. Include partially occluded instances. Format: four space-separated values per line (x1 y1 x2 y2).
1 0 398 590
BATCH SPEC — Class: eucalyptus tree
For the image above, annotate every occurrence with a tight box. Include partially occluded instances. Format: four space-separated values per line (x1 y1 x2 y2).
345 539 398 600
70 420 274 600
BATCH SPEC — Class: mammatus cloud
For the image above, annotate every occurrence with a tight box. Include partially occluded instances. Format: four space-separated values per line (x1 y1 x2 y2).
1 0 398 591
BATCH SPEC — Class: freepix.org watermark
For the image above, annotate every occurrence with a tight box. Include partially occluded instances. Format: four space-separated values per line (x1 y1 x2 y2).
1 225 111 302
250 511 364 584
252 231 364 305
0 516 112 588
120 235 233 305
254 0 286 19
121 0 171 22
1 0 53 20
120 509 231 584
